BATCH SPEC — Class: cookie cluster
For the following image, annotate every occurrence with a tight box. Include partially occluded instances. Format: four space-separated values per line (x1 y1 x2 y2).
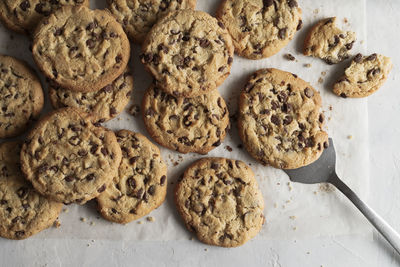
0 0 392 248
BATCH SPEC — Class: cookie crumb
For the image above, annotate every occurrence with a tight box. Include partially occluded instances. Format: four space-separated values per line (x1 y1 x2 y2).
225 145 233 152
273 203 278 208
90 221 95 226
284 54 296 61
128 104 140 116
80 217 86 222
53 220 61 228
63 208 69 213
147 216 155 222
289 216 296 220
304 63 312 68
347 135 353 139
293 227 297 231
137 221 143 225
204 248 208 252
307 251 310 255
318 77 324 84
329 105 333 111
321 71 327 76
343 18 348 24
313 9 319 14
189 236 194 241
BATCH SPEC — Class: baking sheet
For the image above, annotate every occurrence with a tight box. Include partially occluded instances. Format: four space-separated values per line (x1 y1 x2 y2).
0 0 370 241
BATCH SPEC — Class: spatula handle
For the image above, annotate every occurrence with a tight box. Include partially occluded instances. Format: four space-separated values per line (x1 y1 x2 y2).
330 174 400 255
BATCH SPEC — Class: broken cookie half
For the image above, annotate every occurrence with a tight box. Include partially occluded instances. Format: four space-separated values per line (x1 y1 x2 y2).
333 53 393 98
303 17 356 64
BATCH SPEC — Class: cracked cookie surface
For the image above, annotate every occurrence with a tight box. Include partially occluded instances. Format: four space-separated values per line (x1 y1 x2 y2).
49 67 133 124
238 68 328 169
175 157 265 247
0 0 89 34
20 107 122 204
0 54 44 138
142 84 230 154
0 141 62 240
141 9 234 98
333 53 392 98
303 17 356 64
32 5 130 92
107 0 196 43
216 0 302 59
97 130 167 224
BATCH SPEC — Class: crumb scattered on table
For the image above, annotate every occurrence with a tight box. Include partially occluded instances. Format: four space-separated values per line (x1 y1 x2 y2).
53 220 61 228
313 8 319 14
137 221 143 225
63 208 69 213
80 217 86 222
347 135 353 139
289 216 296 220
304 63 312 68
128 104 140 116
147 216 155 222
318 77 324 84
225 145 233 152
90 221 95 226
284 53 296 61
204 248 208 252
321 71 327 76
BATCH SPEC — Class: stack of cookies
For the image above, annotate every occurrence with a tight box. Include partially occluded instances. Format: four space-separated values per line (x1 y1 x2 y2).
0 0 393 248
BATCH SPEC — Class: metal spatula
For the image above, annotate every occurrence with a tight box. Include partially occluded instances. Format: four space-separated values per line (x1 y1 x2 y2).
284 138 400 254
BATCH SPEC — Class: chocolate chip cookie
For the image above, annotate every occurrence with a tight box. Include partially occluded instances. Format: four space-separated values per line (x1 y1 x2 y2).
97 130 167 224
0 0 89 35
303 17 356 64
0 141 62 240
216 0 302 59
175 157 265 247
107 0 197 43
142 84 230 154
20 107 122 204
140 9 234 98
0 54 44 138
32 5 130 93
333 53 393 98
49 67 133 124
238 68 328 169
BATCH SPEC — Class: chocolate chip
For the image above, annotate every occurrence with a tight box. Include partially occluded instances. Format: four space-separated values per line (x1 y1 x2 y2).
271 115 280 125
111 208 117 214
211 163 219 170
78 149 87 157
86 39 95 49
110 107 117 115
115 55 122 63
218 66 226 72
15 231 25 239
17 187 28 198
101 148 108 156
278 28 287 39
340 93 347 98
136 188 144 199
127 177 136 189
288 0 298 8
68 136 81 146
37 164 48 174
90 144 98 154
86 22 97 31
297 19 303 31
319 114 325 123
306 138 315 147
182 35 190 41
323 141 329 149
54 28 63 36
97 184 106 193
86 174 95 181
271 100 279 110
354 53 363 63
20 1 30 11
199 39 210 48
50 165 59 173
160 175 166 186
148 185 156 195
367 68 381 76
218 21 225 29
304 87 314 98
367 54 377 61
0 200 7 205
129 157 139 164
263 0 273 7
278 91 288 102
260 109 270 115
285 54 296 61
283 115 293 125
157 44 169 53
345 42 354 50
64 175 75 182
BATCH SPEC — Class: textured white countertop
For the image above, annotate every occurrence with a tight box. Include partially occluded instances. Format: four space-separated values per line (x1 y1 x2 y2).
1 1 400 266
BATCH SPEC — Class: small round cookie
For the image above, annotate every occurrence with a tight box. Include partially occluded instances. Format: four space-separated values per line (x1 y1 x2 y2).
333 53 393 98
238 68 329 169
303 17 356 64
175 157 265 247
97 130 167 224
32 5 130 93
0 0 89 35
0 141 62 240
140 9 234 98
20 108 122 204
107 0 197 44
216 0 302 59
0 54 44 139
142 84 230 154
49 67 133 124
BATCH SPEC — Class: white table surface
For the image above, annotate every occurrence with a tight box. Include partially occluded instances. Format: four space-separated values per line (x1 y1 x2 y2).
1 1 400 266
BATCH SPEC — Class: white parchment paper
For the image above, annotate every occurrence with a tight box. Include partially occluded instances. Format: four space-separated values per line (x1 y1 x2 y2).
0 0 370 241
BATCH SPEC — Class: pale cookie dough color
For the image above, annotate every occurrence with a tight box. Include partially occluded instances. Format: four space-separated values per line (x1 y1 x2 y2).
20 108 122 204
0 0 89 35
142 85 230 154
0 141 62 240
97 130 167 224
333 53 393 98
0 54 44 138
107 0 197 43
32 6 130 93
49 67 133 124
175 157 265 247
216 0 302 59
238 68 328 169
141 9 234 98
303 17 356 64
